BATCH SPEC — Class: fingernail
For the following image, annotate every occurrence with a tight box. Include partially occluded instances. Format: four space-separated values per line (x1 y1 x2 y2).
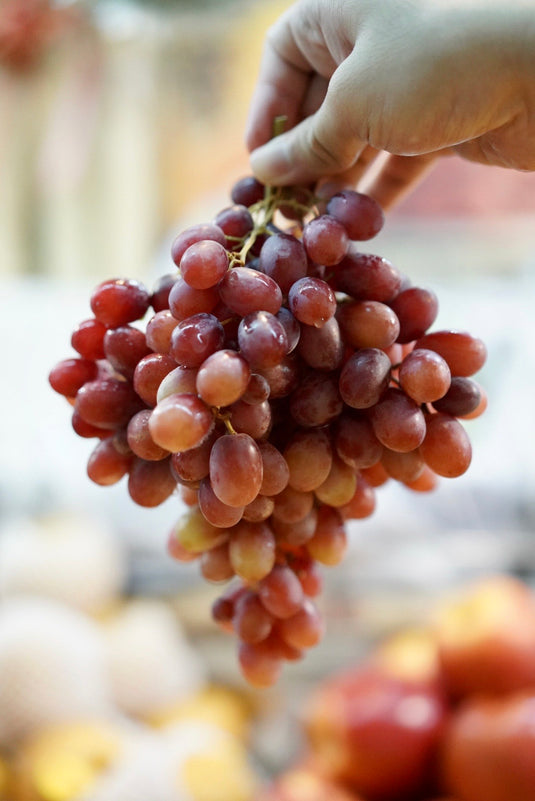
250 138 292 184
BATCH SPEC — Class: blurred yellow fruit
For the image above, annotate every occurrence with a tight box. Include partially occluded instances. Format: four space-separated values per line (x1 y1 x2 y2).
147 685 252 742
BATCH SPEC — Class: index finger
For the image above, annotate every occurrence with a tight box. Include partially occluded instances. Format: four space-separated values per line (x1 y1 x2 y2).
245 41 311 151
245 17 313 152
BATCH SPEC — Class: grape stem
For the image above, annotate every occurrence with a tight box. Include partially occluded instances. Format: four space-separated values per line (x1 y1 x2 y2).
227 114 319 267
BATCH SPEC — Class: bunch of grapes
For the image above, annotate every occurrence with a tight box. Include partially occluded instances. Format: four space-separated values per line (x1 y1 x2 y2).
49 176 487 687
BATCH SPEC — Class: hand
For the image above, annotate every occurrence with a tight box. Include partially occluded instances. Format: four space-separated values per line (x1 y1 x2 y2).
246 0 535 209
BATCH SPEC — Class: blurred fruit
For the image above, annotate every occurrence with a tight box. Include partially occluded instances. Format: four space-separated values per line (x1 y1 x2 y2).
0 513 125 616
370 626 443 692
102 599 205 720
8 720 125 801
175 720 258 801
255 762 364 801
439 691 535 801
432 575 535 699
303 665 447 800
0 597 112 749
147 684 252 742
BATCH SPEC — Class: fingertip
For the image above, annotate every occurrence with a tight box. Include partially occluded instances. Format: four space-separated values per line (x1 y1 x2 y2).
249 137 294 185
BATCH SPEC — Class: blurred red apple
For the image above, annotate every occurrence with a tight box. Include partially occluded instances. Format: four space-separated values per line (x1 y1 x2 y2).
439 691 535 801
432 575 535 699
303 665 447 800
255 763 364 801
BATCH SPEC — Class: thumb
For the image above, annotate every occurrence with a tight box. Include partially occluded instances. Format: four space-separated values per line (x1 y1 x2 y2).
249 71 367 186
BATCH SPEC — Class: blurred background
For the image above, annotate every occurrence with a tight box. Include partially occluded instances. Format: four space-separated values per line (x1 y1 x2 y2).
1 1 534 799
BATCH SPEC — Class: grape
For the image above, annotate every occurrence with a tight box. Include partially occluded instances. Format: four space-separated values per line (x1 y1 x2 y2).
258 564 304 619
297 317 344 370
200 542 234 583
289 372 343 427
156 365 199 403
460 383 488 419
339 475 376 520
276 307 301 353
168 275 219 320
167 531 200 563
414 330 487 376
179 240 229 289
71 410 108 440
389 287 439 343
283 428 333 492
288 276 336 328
218 266 282 317
431 376 482 416
133 353 177 408
257 441 290 496
404 464 439 492
170 313 225 368
209 433 263 507
145 310 178 354
171 223 226 267
49 358 98 398
259 232 308 294
259 353 301 398
271 508 318 547
293 557 323 597
214 204 254 249
314 456 358 507
242 372 271 405
127 410 169 461
228 398 272 439
381 447 425 483
170 507 230 554
278 600 324 649
127 457 176 507
233 591 273 643
149 392 215 453
71 318 106 360
198 477 244 528
103 326 151 380
75 379 142 429
302 214 349 266
170 429 217 483
337 299 400 349
326 190 384 240
361 461 390 488
228 521 276 582
399 348 451 403
371 388 427 452
150 272 178 312
271 485 314 524
238 310 288 369
196 349 250 408
51 176 488 688
238 640 282 688
334 252 402 302
335 413 383 469
420 413 472 477
230 175 265 207
307 505 347 566
90 278 150 328
242 494 275 523
339 348 391 409
87 437 133 486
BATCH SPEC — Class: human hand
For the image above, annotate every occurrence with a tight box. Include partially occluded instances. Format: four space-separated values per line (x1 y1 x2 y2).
246 0 535 209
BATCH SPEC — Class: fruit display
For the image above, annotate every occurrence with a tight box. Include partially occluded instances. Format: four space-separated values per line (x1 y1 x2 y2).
0 528 258 801
255 575 535 801
49 174 487 687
